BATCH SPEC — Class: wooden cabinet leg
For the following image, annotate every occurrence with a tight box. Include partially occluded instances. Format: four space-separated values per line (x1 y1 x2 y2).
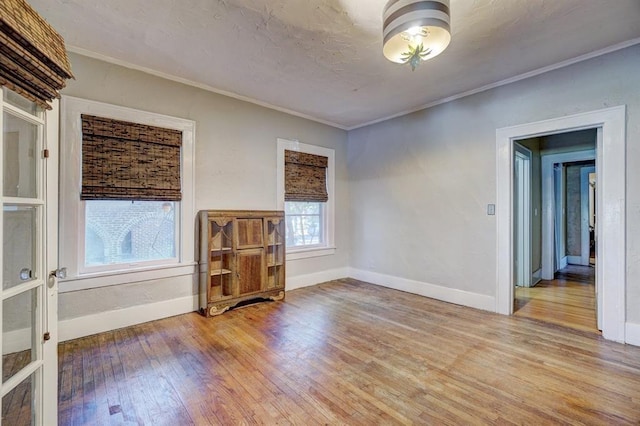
269 291 285 302
209 305 230 317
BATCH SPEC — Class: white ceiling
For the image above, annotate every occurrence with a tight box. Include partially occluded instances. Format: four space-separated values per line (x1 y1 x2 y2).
30 0 640 129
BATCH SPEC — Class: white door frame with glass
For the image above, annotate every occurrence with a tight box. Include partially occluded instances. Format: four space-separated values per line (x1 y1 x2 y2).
0 88 59 425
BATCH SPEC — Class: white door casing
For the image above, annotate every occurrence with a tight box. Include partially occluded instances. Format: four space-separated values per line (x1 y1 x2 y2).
580 166 596 267
496 106 626 343
514 143 532 287
43 100 59 424
541 150 596 279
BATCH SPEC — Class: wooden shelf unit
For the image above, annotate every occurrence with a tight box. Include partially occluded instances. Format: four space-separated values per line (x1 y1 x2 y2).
198 210 285 316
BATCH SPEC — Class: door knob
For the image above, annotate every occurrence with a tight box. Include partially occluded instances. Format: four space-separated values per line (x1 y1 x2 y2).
49 267 67 279
19 268 32 281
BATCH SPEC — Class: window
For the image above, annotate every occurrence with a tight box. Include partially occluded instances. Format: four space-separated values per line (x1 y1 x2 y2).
285 201 324 247
277 139 335 259
59 97 195 290
83 200 177 269
73 113 183 274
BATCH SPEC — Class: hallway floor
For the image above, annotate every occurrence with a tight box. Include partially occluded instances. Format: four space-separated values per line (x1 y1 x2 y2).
514 265 597 333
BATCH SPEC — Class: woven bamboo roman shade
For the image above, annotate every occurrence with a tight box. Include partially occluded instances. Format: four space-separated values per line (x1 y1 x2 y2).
284 150 328 202
81 114 183 201
0 0 74 109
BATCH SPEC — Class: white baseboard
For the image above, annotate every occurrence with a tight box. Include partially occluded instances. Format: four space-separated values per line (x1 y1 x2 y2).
3 327 30 355
59 295 198 342
286 267 349 291
567 255 584 265
7 293 196 350
349 268 495 312
58 268 349 342
15 274 639 348
625 322 640 347
559 256 569 269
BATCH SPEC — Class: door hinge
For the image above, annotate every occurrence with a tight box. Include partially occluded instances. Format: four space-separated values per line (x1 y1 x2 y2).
43 149 49 158
43 332 50 341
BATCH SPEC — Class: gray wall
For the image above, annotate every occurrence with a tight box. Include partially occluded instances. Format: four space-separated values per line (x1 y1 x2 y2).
59 53 350 320
348 45 640 323
57 45 640 327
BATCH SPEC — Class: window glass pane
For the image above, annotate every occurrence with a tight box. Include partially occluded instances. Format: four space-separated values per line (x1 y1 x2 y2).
3 205 37 290
84 200 176 267
2 88 38 115
2 371 35 425
3 288 37 384
3 112 38 198
285 201 323 247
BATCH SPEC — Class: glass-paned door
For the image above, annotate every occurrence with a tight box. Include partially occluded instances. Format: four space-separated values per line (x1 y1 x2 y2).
0 88 58 425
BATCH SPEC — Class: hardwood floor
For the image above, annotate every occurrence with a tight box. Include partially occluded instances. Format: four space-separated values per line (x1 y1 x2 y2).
55 278 640 425
2 350 33 425
514 265 597 333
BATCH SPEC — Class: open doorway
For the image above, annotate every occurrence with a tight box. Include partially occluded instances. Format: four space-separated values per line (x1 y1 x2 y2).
511 131 597 332
495 106 626 343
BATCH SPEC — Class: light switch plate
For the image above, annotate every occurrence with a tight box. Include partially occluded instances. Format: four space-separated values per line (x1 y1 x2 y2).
487 204 496 215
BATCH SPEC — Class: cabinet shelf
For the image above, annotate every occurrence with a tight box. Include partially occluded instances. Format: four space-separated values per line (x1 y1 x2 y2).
267 262 284 267
211 247 232 253
211 269 232 276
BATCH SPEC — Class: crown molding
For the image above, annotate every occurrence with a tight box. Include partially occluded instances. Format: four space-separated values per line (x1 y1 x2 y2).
67 37 640 132
347 37 640 130
66 46 349 131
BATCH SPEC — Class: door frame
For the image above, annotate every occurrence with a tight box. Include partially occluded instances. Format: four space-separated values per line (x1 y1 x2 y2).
496 106 626 343
43 100 59 423
541 150 596 279
0 97 59 424
513 143 532 287
580 166 596 266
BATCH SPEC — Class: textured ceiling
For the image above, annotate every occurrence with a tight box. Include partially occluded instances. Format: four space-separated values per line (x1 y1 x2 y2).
29 0 640 129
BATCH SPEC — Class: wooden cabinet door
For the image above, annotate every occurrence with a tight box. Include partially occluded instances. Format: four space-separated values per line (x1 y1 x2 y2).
235 218 264 249
236 248 265 295
265 217 285 290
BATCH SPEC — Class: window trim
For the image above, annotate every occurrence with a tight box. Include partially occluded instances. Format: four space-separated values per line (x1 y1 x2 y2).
59 96 196 292
277 138 335 259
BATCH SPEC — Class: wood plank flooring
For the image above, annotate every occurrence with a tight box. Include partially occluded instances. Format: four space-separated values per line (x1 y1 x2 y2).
514 265 597 333
55 278 640 425
2 350 33 425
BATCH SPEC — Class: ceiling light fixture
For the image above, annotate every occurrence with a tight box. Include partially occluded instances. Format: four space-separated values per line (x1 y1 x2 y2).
382 0 451 71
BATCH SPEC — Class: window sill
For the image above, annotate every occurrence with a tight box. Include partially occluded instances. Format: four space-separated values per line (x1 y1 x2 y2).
59 262 197 293
287 246 336 260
